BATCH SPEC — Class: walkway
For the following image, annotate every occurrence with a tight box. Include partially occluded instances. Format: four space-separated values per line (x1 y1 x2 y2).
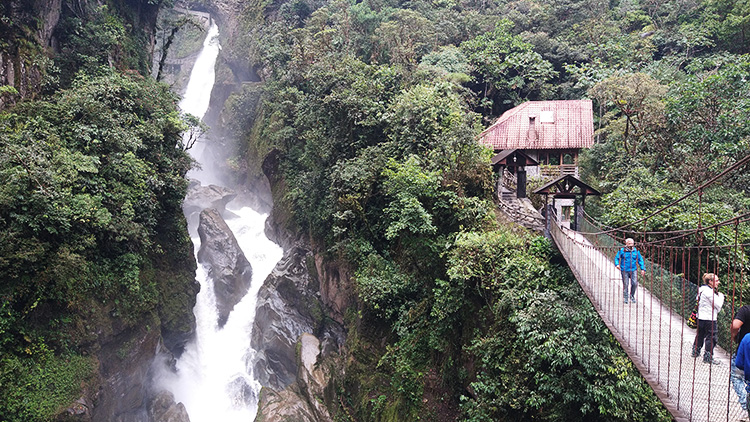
551 221 746 422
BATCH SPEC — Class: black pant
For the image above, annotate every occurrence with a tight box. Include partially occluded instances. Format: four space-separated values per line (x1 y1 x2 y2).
693 319 718 357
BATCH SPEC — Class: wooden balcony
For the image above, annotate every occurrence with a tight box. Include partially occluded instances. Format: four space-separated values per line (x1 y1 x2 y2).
539 164 578 178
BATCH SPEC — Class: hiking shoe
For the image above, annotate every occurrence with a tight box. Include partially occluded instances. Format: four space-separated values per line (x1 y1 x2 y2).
691 350 700 358
630 296 636 304
704 357 721 365
623 297 629 304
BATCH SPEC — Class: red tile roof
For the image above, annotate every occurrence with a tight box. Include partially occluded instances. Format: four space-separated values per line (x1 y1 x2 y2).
479 100 594 151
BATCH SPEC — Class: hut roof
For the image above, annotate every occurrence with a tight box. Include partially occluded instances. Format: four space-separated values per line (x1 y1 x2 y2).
479 100 594 151
533 174 601 197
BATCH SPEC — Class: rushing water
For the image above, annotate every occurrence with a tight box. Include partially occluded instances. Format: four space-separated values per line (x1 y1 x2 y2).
156 20 283 421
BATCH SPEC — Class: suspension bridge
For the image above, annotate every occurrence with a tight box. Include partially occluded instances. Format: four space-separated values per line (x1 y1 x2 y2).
544 155 750 422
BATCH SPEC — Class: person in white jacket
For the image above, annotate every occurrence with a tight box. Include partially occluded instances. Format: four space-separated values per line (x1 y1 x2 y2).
692 273 725 364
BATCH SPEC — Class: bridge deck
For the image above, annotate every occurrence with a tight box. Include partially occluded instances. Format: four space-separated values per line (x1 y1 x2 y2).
551 223 746 422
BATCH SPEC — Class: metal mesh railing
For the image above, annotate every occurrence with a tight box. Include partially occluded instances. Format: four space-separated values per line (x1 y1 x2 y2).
551 219 745 422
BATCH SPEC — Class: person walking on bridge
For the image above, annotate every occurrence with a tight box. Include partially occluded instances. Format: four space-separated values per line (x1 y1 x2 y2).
692 273 724 365
614 238 646 304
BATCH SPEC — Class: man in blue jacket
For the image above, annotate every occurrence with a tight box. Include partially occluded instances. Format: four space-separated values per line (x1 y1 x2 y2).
732 305 750 414
614 238 646 304
735 331 750 420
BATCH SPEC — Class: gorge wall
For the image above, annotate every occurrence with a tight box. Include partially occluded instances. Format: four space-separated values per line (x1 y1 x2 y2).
2 0 356 419
0 0 161 109
1 2 201 420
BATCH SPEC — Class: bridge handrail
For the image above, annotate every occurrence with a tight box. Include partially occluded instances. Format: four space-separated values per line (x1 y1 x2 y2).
577 215 737 351
550 218 744 422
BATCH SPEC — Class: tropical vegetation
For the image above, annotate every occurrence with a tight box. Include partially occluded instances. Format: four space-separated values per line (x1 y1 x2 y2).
221 0 750 420
0 2 196 419
2 0 750 420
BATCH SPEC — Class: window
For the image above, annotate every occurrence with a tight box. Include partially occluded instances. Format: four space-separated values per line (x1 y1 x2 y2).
549 153 560 166
563 153 574 165
540 110 554 123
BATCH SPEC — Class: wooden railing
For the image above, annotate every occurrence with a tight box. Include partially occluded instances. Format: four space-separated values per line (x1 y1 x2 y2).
540 164 577 178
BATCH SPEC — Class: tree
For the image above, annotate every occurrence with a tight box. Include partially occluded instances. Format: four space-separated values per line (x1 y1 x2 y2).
374 9 435 67
588 72 667 156
664 55 750 184
0 69 191 355
704 0 750 53
461 20 557 114
155 15 205 81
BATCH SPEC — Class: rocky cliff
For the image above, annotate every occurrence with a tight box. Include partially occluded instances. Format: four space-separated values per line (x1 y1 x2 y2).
250 239 348 422
0 0 62 108
146 0 357 419
196 207 254 328
183 0 361 418
0 0 161 109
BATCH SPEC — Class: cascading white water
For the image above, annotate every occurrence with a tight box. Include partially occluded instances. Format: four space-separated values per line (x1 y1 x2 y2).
156 20 283 421
179 23 219 119
179 22 222 186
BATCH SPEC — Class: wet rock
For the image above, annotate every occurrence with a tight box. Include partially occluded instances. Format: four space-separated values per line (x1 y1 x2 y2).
255 386 317 422
297 333 332 420
254 333 344 422
197 208 253 327
250 245 319 390
314 256 353 325
250 241 346 393
227 376 257 408
147 390 191 422
90 318 161 422
56 397 91 421
183 181 237 234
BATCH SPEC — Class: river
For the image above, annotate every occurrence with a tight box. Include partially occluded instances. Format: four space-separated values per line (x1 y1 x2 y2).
155 21 283 421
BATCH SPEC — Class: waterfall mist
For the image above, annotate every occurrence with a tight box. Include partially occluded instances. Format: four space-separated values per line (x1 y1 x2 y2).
154 20 283 421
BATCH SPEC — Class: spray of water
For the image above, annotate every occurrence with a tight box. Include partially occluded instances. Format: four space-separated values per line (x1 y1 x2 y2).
155 19 283 421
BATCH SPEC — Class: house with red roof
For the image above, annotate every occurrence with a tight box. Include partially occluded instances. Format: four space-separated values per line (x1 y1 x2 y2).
480 99 594 178
479 100 595 230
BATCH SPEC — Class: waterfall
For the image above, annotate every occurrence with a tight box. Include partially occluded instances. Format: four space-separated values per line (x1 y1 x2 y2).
156 20 283 421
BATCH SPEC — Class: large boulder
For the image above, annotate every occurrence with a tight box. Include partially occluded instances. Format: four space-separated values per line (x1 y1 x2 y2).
296 333 339 420
196 208 253 327
89 317 161 422
183 181 237 234
255 386 317 422
250 245 319 390
147 391 191 422
250 243 345 392
254 333 343 422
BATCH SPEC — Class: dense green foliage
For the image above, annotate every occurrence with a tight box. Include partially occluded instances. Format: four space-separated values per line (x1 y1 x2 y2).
0 70 191 327
0 2 194 419
449 233 668 421
3 0 748 419
583 52 750 306
217 0 750 420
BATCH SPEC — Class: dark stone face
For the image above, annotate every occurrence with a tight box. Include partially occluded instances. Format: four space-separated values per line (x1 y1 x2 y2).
183 182 238 237
197 208 253 328
248 243 346 394
226 376 257 408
